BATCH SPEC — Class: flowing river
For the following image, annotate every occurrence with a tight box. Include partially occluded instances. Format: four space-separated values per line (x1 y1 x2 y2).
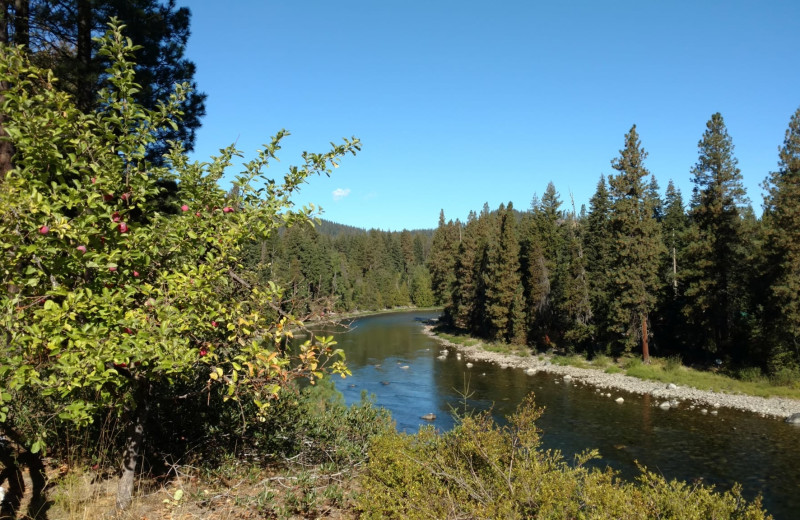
320 310 799 519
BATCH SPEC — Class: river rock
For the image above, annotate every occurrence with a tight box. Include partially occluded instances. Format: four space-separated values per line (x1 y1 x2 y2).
667 383 677 390
421 413 436 421
785 413 800 424
615 397 624 404
526 368 537 375
466 362 474 368
659 401 671 410
564 374 573 381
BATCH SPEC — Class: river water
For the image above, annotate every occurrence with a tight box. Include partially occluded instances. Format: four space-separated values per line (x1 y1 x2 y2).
320 310 799 519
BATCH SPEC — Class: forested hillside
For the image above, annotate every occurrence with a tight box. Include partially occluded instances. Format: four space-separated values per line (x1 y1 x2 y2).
241 220 436 316
429 113 800 378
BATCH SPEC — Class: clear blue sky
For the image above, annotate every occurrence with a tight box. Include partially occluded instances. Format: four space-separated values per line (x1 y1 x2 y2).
183 0 799 231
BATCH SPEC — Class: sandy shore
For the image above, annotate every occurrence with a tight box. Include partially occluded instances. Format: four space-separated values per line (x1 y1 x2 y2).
422 325 800 421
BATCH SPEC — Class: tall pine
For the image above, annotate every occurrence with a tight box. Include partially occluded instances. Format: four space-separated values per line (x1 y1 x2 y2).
763 107 800 370
607 125 663 360
483 203 522 342
584 176 613 350
683 113 749 360
428 210 459 310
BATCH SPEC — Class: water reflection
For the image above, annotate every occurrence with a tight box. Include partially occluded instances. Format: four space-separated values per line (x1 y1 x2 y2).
315 310 799 520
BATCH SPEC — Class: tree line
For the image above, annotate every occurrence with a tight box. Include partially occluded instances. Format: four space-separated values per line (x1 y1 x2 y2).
428 111 800 378
241 221 436 317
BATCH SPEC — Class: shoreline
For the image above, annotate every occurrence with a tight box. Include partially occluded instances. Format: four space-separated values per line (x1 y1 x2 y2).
421 324 800 421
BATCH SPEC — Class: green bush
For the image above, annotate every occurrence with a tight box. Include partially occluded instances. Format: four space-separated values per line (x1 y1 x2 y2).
357 394 768 519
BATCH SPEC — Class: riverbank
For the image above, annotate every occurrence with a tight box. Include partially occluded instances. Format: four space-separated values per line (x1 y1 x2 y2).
422 324 800 421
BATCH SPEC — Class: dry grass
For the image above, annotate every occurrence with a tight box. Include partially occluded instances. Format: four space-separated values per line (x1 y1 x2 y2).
39 461 359 520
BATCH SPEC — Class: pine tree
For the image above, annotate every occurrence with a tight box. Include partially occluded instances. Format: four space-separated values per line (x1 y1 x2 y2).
656 180 689 351
520 212 548 344
561 209 593 351
427 210 459 309
607 125 664 360
483 203 521 342
527 182 564 341
763 107 800 370
584 175 613 348
662 180 687 297
450 211 481 329
683 113 749 359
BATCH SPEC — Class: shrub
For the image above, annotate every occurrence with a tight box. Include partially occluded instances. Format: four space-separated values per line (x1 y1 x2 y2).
0 22 358 509
357 394 768 519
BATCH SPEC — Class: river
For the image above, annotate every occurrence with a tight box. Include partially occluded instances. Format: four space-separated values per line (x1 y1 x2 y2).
320 310 799 519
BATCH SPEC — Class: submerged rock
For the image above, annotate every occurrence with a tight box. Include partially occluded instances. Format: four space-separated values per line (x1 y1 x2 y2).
785 413 800 424
615 397 624 404
420 413 436 421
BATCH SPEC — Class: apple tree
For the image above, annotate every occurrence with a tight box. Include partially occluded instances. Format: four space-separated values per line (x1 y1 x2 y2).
0 22 358 510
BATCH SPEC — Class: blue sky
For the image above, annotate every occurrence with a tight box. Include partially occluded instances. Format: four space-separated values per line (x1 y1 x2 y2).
184 1 799 231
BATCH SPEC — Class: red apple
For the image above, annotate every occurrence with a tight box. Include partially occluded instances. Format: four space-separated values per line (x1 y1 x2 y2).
103 193 114 202
195 211 201 217
199 348 208 357
76 245 87 254
118 222 129 233
211 320 218 328
120 192 131 202
38 225 49 234
223 206 234 213
133 270 140 277
181 204 189 212
112 212 121 222
123 327 133 334
108 266 117 272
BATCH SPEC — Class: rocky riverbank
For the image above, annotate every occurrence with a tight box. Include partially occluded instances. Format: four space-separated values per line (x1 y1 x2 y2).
422 325 800 421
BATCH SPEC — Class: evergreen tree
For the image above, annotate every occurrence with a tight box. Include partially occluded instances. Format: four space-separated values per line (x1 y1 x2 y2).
607 125 663 360
528 182 564 341
2 0 205 162
561 209 593 351
427 210 459 309
584 175 613 348
646 175 664 221
483 203 521 342
683 113 749 360
762 107 800 370
662 180 686 297
656 180 689 351
450 211 481 329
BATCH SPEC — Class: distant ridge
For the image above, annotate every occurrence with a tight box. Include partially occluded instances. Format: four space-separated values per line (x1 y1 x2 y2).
314 219 434 237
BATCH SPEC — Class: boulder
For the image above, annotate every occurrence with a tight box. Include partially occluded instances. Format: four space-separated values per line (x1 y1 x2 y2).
785 413 800 425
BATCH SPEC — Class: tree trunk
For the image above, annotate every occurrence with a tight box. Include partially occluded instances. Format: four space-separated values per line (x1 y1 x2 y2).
641 316 650 364
75 0 92 111
672 245 677 295
1 1 10 44
12 0 27 47
0 1 16 177
116 379 151 511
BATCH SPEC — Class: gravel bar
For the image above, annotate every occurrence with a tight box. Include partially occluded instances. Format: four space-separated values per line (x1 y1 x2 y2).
422 325 800 421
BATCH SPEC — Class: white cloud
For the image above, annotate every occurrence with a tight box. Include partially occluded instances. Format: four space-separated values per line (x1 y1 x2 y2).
332 188 351 201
